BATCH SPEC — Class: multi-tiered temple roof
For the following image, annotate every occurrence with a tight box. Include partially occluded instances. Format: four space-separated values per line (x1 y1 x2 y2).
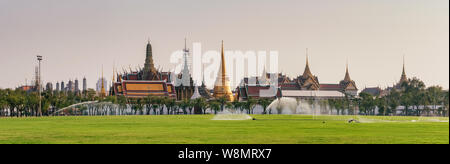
111 40 175 98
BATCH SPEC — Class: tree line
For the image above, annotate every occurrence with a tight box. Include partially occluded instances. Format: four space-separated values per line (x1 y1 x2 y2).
356 78 449 116
0 77 448 117
323 77 448 116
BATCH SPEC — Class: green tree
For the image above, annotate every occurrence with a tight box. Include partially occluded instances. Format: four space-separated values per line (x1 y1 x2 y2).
208 101 221 114
193 98 207 114
217 96 228 112
232 100 244 114
358 92 375 115
386 89 401 116
179 99 190 114
426 86 443 116
258 98 271 114
165 98 177 115
243 98 257 114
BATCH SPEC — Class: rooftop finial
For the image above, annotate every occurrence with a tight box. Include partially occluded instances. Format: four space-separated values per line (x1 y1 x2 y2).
346 58 349 73
344 58 351 82
306 48 309 66
302 48 313 77
402 55 405 74
399 55 407 83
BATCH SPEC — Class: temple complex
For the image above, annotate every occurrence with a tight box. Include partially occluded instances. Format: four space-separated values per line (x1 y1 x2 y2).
237 49 358 100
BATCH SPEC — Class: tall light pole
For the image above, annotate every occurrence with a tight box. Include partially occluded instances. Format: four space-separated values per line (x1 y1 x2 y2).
37 55 43 117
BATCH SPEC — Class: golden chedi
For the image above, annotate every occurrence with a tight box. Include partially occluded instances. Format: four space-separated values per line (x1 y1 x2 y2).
213 41 234 101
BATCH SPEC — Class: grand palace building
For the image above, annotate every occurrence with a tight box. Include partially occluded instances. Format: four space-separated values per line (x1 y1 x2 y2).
236 49 358 100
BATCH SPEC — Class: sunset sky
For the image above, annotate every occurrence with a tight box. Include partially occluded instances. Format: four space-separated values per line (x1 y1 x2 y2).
0 0 448 89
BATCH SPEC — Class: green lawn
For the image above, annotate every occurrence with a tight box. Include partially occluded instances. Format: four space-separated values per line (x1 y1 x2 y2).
0 115 448 144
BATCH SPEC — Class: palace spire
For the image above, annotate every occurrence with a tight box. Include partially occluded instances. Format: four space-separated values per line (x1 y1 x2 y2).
181 38 191 86
400 55 407 83
343 59 351 82
303 48 313 77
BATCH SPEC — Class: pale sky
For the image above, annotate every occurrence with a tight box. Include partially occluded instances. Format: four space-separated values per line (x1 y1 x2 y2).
0 0 448 90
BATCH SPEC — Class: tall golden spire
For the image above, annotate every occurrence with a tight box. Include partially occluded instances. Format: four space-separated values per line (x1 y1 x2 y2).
213 40 234 101
100 65 106 98
221 41 226 86
112 64 116 83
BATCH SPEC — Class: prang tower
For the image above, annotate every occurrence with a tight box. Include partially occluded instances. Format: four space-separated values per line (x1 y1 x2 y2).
143 40 160 80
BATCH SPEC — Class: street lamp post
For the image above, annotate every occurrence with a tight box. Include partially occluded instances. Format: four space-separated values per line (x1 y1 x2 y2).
37 55 43 117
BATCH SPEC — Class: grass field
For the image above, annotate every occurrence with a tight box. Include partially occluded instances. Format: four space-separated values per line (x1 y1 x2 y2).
0 115 448 144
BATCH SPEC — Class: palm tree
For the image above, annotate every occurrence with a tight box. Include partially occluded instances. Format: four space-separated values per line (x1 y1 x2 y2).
258 98 271 114
165 98 176 115
243 98 256 114
180 99 190 114
232 100 243 114
208 101 221 114
144 96 154 115
193 98 207 114
217 96 228 112
117 95 127 115
187 99 194 114
225 102 234 112
136 98 145 115
156 97 165 115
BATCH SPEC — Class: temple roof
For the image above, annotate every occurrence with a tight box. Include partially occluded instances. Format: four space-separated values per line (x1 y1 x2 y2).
361 87 382 96
320 84 342 91
282 90 345 98
280 82 301 90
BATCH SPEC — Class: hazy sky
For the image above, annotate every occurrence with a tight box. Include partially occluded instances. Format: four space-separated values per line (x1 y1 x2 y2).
0 0 448 89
